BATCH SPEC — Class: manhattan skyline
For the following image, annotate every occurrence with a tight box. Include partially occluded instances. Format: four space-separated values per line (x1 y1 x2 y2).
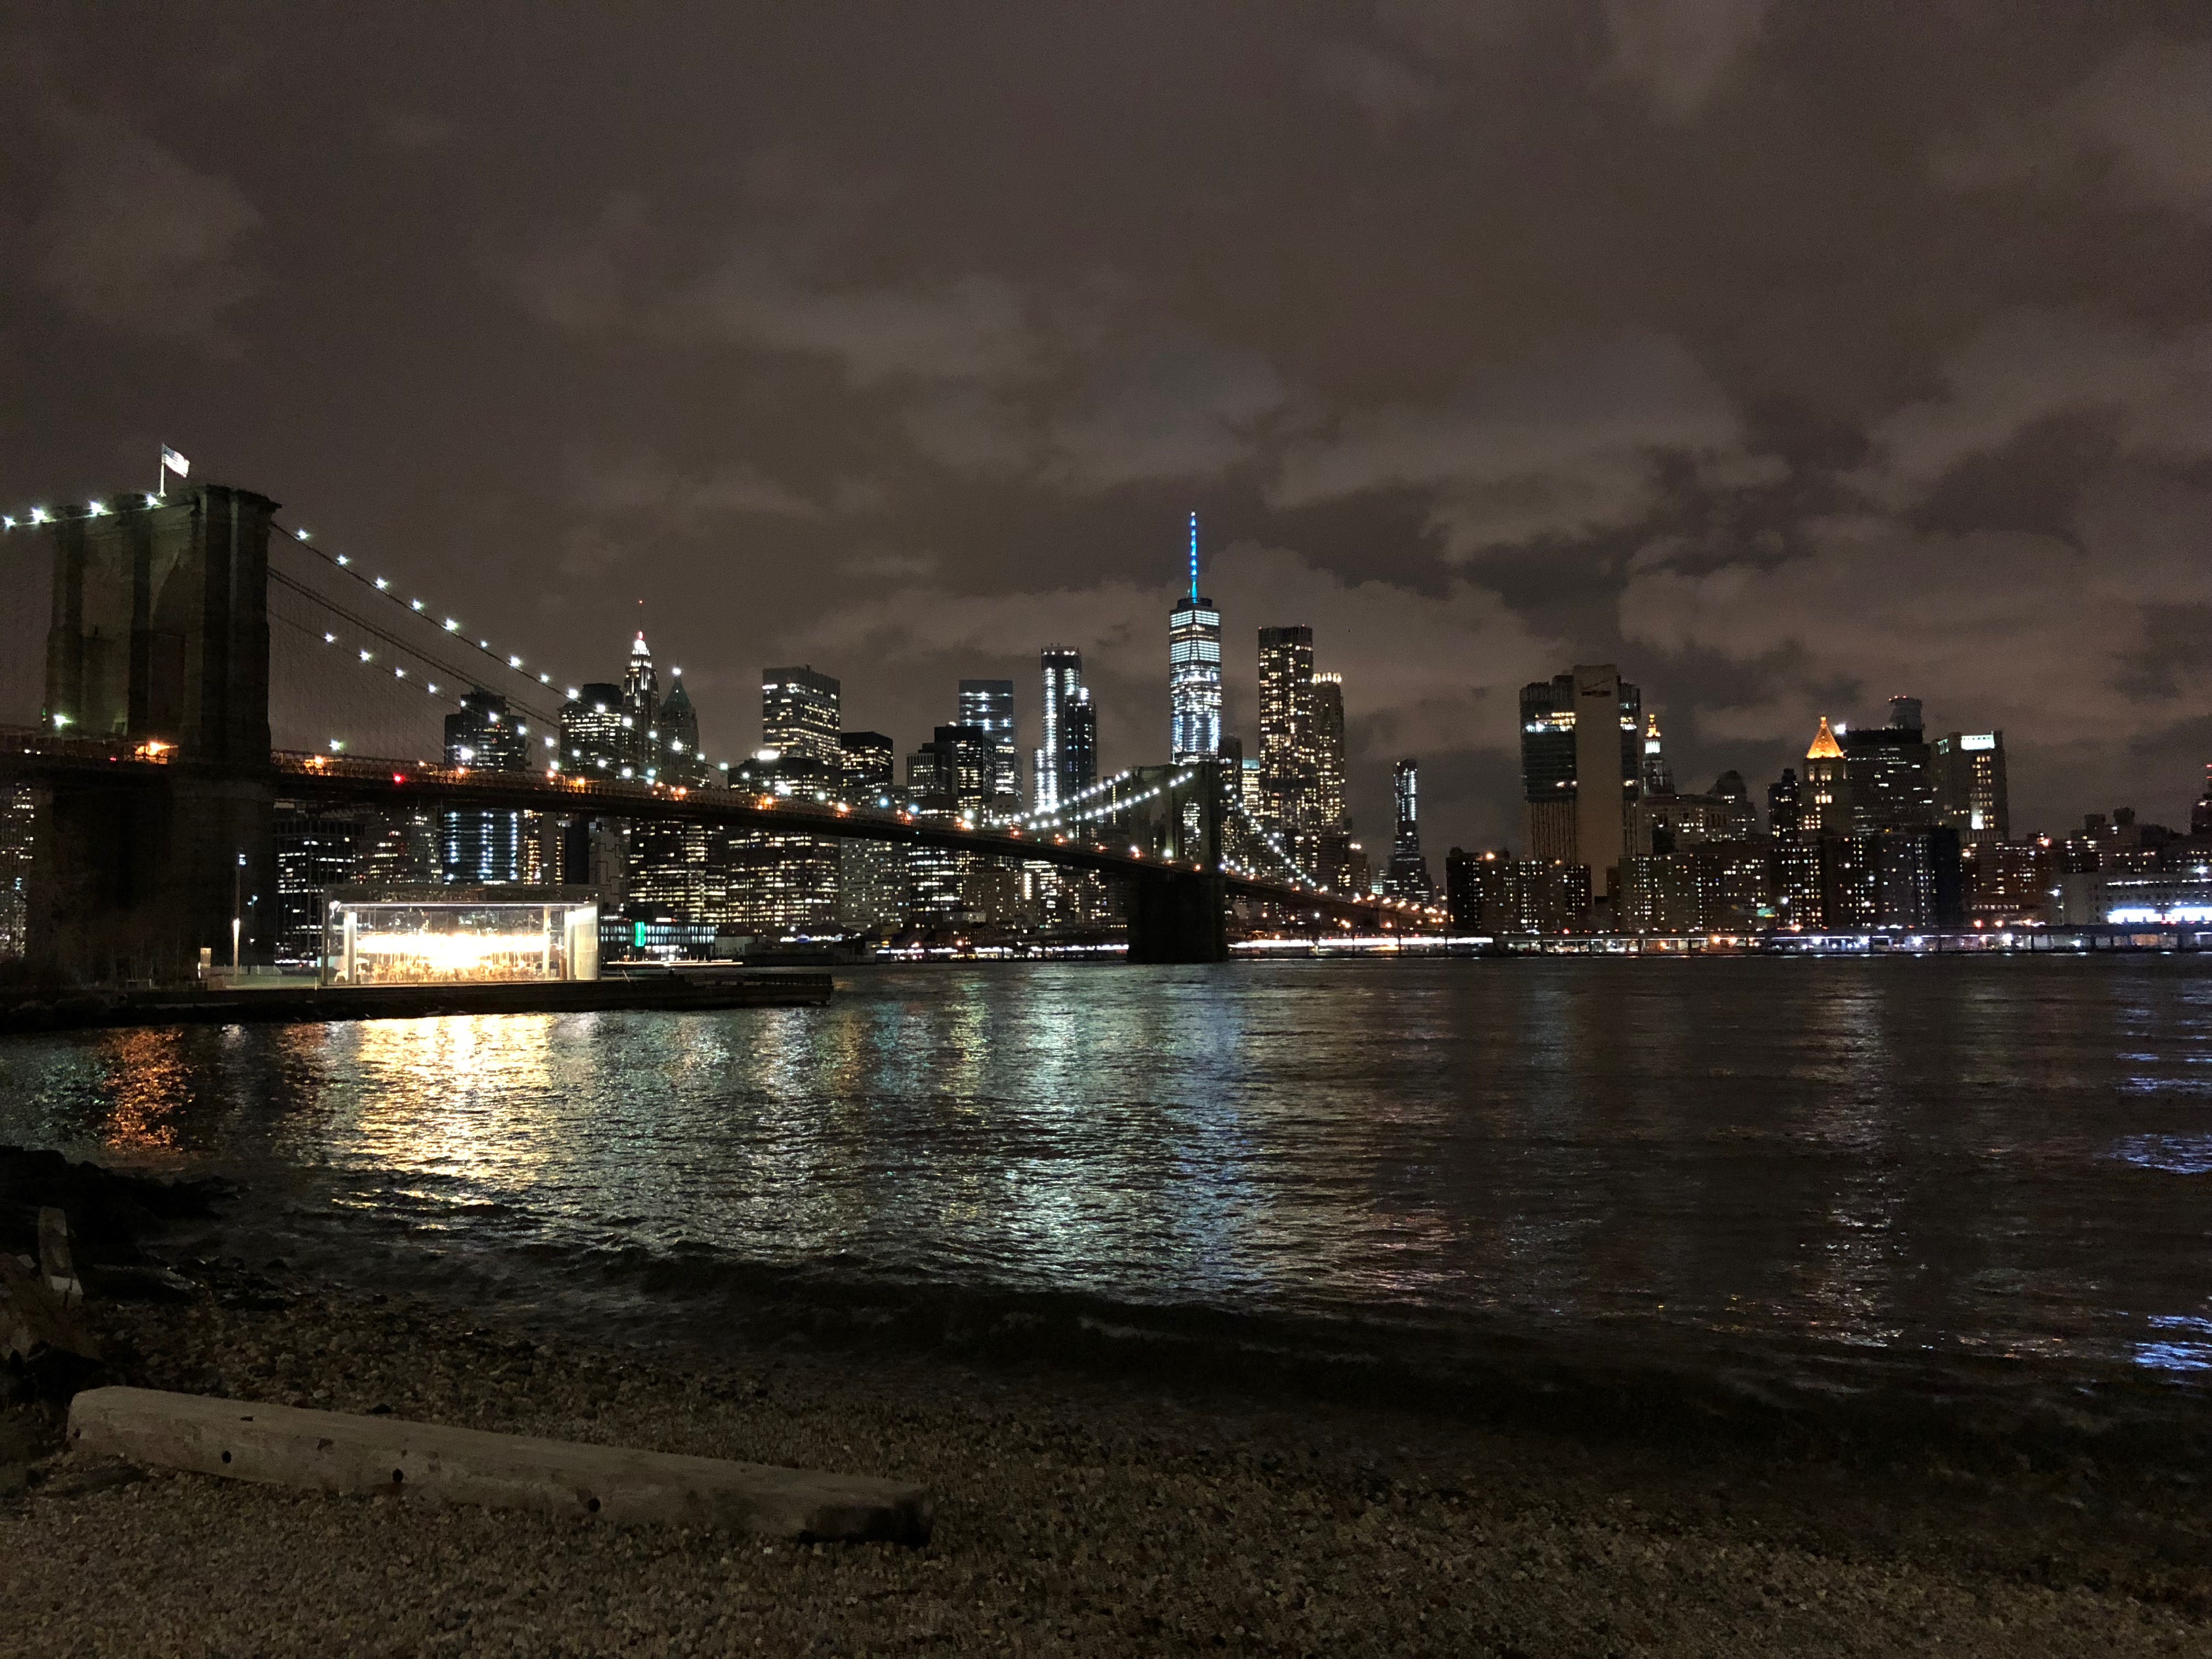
2 4 2205 857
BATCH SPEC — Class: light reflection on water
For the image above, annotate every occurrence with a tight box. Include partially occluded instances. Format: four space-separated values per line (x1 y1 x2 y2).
2 957 2211 1384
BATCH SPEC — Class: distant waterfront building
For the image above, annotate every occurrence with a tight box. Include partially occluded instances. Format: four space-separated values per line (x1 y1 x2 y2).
272 804 364 968
1444 848 1516 933
1518 665 1641 904
1768 767 1821 929
1036 648 1097 811
441 690 528 883
1385 759 1431 900
0 783 31 960
1441 849 1590 933
1169 514 1222 763
837 732 905 930
1257 626 1315 836
958 679 1022 813
1933 731 2008 842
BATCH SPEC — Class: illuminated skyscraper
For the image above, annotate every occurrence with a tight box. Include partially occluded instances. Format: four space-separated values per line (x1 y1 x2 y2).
1385 758 1431 899
1256 625 1314 835
623 633 659 777
1641 712 1673 796
1037 648 1097 811
1305 670 1353 890
762 665 842 780
1802 716 1848 834
958 679 1022 812
657 669 708 786
1517 665 1641 899
1169 513 1222 763
1310 673 1347 831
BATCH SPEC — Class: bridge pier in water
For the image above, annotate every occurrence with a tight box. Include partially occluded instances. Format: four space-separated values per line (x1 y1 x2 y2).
25 486 279 980
1125 872 1230 963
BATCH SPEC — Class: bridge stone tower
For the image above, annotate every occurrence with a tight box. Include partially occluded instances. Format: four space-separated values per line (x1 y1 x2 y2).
29 486 279 980
1121 759 1229 964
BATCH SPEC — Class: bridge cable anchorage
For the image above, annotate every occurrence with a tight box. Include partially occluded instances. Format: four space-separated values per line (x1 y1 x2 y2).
269 516 739 776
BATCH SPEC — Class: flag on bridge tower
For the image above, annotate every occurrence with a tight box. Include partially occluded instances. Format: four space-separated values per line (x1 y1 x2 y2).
159 446 190 494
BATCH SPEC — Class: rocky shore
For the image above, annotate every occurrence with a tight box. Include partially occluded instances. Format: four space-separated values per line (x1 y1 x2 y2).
4 1155 2211 1656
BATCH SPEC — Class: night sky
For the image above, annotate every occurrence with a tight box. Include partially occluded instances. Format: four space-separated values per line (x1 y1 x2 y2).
3 2 2207 856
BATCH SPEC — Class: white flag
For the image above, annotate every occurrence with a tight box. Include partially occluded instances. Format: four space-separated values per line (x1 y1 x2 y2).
161 446 190 478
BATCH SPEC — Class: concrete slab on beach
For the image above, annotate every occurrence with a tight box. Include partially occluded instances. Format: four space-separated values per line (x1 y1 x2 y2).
66 1386 930 1544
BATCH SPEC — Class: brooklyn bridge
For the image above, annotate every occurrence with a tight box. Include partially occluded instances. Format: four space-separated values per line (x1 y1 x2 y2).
0 482 1437 978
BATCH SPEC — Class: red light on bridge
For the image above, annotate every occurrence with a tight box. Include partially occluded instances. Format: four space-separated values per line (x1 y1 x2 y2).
391 772 405 785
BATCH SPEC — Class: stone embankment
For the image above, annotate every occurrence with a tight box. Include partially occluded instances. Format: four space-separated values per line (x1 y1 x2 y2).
4 1148 2212 1655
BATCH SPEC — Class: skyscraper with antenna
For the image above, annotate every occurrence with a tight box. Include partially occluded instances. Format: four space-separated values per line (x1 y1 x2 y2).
1168 511 1222 763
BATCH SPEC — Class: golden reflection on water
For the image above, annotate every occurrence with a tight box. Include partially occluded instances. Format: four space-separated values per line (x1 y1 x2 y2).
328 1014 562 1188
87 1027 199 1153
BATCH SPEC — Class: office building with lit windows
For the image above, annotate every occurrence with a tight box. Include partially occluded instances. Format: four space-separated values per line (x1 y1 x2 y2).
836 732 906 929
1256 625 1314 836
441 690 528 884
560 684 628 777
1934 730 2008 842
762 666 843 779
1841 696 1936 832
958 679 1022 812
273 804 364 967
1036 648 1097 812
723 665 843 932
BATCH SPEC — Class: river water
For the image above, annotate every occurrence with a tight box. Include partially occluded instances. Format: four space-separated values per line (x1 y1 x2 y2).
4 957 2211 1430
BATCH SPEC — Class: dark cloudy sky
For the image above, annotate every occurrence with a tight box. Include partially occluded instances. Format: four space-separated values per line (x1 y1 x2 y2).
3 2 2208 854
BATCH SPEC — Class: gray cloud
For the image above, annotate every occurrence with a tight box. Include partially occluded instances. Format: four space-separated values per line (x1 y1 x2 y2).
29 108 262 349
1270 335 1741 554
1937 35 2212 222
1598 0 1771 120
1044 340 1286 490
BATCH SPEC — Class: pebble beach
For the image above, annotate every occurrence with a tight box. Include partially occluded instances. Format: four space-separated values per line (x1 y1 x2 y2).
4 1262 2211 1658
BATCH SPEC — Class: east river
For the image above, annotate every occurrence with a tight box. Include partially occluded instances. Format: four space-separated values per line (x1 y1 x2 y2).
4 956 2210 1417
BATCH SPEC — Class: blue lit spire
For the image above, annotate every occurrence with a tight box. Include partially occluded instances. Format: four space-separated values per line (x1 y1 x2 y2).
1169 512 1222 761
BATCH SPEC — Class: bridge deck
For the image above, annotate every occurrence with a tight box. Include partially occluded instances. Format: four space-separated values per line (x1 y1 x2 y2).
0 733 1416 923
